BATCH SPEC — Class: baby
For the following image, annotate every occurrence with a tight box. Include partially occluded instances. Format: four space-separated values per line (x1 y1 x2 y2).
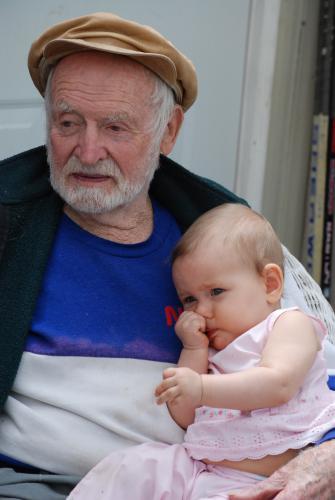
70 203 335 499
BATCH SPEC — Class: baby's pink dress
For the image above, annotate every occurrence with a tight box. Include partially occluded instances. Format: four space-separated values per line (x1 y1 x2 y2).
184 307 335 461
69 308 335 499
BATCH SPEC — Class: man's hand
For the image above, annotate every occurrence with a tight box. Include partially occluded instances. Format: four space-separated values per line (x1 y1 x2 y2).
155 366 202 407
229 441 335 499
175 311 208 349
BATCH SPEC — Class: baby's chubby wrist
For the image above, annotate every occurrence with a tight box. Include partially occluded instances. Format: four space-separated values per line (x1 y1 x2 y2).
181 343 208 352
179 332 209 350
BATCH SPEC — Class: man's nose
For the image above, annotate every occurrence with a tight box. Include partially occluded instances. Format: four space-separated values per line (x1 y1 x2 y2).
74 125 108 165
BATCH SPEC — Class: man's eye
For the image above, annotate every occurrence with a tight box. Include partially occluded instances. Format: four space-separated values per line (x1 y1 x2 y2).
56 120 80 136
107 124 123 132
211 288 225 296
59 120 78 130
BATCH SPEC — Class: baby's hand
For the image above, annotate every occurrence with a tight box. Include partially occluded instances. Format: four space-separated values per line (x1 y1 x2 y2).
175 311 208 349
155 367 202 407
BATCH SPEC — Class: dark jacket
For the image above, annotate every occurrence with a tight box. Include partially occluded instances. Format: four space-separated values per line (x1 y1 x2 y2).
0 145 247 411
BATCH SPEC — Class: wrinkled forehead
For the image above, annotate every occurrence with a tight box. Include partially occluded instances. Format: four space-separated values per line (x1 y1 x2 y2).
48 52 158 123
51 51 157 93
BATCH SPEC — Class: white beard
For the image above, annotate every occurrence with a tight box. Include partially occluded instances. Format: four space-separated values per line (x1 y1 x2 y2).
47 147 159 215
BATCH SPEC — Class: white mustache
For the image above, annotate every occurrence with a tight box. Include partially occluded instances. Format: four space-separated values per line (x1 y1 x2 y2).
63 157 123 178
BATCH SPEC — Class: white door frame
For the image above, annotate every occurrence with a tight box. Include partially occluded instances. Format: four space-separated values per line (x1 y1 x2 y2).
235 0 319 258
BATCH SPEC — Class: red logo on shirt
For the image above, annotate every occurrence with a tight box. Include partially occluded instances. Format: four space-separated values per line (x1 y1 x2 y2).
165 306 183 327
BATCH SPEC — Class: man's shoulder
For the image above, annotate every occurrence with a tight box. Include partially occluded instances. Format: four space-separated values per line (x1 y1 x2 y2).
151 155 249 230
0 145 51 204
155 155 248 204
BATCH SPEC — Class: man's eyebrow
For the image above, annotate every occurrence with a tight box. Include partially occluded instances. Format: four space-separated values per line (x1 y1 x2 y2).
55 99 76 113
53 104 135 126
102 112 130 124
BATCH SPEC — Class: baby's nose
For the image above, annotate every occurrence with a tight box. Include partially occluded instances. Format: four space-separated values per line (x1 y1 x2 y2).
195 300 213 319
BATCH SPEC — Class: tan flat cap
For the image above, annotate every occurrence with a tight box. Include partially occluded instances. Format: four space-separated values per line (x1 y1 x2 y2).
28 12 197 111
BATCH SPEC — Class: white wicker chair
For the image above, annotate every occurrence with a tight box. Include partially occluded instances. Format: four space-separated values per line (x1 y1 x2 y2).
281 245 335 346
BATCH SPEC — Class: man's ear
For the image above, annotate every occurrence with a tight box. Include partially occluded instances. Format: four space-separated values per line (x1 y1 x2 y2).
159 105 184 156
262 263 284 305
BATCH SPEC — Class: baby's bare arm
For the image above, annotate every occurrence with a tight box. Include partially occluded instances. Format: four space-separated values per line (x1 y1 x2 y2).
155 311 209 428
156 310 319 427
201 311 319 410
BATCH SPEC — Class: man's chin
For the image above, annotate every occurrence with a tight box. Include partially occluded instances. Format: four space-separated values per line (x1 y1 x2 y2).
65 202 111 215
62 195 126 215
60 188 143 215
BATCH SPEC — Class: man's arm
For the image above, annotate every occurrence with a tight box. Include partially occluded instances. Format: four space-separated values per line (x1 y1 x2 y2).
229 440 335 500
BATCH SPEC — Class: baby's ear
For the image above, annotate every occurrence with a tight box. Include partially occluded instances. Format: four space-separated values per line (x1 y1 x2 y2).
262 263 283 304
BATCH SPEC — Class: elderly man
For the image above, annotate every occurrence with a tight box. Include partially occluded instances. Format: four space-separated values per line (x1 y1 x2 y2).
0 11 334 500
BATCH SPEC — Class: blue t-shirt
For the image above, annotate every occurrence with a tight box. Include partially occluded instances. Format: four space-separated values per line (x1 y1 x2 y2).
28 200 183 363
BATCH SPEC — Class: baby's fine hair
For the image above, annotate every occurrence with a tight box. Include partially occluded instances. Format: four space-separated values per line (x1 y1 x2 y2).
172 203 284 274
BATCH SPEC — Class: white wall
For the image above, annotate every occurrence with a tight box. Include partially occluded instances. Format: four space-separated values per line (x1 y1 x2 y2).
0 0 250 192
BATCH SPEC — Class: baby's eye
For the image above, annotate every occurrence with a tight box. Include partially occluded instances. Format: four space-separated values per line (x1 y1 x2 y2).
182 296 196 305
210 288 225 296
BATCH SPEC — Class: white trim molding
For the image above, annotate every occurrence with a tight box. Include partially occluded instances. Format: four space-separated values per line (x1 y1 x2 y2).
235 0 281 212
235 0 320 258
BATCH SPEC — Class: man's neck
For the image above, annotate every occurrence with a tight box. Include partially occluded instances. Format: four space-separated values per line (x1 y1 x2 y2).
64 196 154 244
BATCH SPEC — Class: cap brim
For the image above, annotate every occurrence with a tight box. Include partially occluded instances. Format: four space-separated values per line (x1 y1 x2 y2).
32 39 181 103
27 12 197 111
